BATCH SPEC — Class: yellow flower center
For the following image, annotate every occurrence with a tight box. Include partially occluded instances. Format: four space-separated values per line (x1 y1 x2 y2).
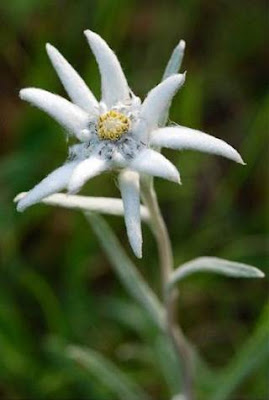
97 111 130 141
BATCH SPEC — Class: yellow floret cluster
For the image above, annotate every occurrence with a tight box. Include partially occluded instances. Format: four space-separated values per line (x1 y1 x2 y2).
97 110 130 141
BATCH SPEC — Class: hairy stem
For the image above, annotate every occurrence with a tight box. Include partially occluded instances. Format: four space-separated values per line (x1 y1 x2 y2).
141 178 194 400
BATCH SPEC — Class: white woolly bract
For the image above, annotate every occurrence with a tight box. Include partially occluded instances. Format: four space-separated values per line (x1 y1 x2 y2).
19 88 89 139
150 126 245 164
162 39 186 81
46 43 98 113
139 74 185 133
16 31 246 259
17 161 79 212
130 149 181 183
68 157 108 193
119 170 142 258
14 193 150 221
84 30 130 108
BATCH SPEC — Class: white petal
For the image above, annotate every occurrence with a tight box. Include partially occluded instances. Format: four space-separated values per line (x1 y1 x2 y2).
162 39 186 80
20 88 89 140
150 126 245 164
68 157 108 193
16 161 79 212
130 149 180 183
139 74 185 133
119 170 142 258
84 30 130 108
46 43 98 113
14 192 150 221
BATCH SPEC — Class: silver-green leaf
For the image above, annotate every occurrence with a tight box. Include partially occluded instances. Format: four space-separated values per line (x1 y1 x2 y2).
85 212 165 329
168 257 264 291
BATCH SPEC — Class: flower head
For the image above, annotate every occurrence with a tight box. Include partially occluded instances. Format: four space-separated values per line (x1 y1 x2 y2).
16 31 244 258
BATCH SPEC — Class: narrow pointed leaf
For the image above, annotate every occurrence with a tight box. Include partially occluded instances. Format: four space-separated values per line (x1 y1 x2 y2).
168 257 264 291
85 213 165 329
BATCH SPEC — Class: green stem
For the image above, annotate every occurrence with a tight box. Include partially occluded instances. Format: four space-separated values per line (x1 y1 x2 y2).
141 178 194 400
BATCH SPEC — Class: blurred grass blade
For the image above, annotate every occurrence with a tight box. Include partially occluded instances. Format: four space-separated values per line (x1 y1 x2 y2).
100 297 183 395
0 290 32 351
168 257 264 290
85 212 165 329
162 40 186 80
66 345 151 400
14 192 150 221
154 334 182 394
0 331 31 377
210 302 269 400
19 269 68 335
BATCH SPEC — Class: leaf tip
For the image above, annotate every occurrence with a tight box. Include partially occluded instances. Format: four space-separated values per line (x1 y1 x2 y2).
237 154 246 165
255 269 265 278
179 39 186 50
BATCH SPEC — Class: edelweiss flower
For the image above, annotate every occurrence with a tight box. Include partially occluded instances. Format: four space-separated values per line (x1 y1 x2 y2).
16 31 244 258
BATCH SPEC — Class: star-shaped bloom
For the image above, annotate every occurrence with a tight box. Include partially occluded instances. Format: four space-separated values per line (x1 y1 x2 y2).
16 31 244 258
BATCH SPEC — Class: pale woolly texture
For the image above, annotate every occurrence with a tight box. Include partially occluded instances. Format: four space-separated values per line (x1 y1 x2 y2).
14 193 150 221
46 44 98 113
17 32 246 259
169 257 264 289
130 149 181 183
17 161 79 212
84 30 130 108
150 126 245 164
162 39 186 81
119 170 142 258
139 74 185 133
20 88 89 138
68 157 108 193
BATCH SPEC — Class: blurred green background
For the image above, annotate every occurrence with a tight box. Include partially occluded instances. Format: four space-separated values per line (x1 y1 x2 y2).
0 0 268 399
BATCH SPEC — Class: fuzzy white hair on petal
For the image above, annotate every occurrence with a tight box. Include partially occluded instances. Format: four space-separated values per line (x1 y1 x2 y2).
84 30 130 108
139 73 186 134
46 43 98 113
68 157 108 194
17 161 79 212
150 126 245 164
130 149 181 183
119 170 142 258
162 39 186 80
15 192 150 221
20 88 89 139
